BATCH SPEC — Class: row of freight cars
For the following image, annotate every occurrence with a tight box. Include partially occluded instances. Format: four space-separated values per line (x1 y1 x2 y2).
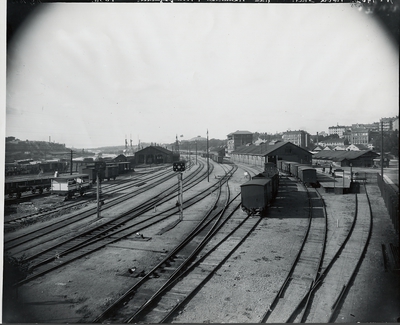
200 152 224 163
240 162 280 216
277 160 319 187
5 161 68 176
5 163 121 199
240 161 319 216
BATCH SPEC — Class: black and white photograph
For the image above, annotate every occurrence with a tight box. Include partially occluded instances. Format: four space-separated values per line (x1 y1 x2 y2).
2 0 399 323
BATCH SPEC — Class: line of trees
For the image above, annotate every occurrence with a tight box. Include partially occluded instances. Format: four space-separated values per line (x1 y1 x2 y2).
371 130 399 157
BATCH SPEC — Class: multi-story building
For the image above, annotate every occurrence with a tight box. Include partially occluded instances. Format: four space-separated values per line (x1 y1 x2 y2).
226 130 253 154
328 125 350 138
393 117 399 131
282 130 311 149
351 127 370 145
379 117 398 131
351 122 379 132
343 130 352 143
321 138 346 149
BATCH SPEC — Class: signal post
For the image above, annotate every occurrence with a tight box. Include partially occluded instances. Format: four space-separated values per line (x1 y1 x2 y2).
95 160 106 219
173 161 186 221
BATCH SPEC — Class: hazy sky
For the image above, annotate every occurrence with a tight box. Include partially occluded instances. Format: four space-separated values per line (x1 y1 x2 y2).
6 3 399 148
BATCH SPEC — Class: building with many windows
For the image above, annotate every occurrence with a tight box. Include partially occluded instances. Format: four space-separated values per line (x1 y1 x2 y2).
328 125 350 138
350 127 370 145
393 117 399 131
379 117 398 131
350 123 379 132
282 130 311 149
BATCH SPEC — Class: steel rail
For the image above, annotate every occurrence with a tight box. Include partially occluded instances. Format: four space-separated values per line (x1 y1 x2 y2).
14 164 233 287
4 167 183 250
6 161 208 252
326 184 373 322
92 165 235 323
259 180 324 323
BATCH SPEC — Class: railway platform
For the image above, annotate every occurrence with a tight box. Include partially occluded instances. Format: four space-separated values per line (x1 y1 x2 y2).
317 170 353 194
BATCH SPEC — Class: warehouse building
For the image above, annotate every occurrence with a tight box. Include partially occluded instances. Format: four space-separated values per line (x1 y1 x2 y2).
230 141 312 167
312 150 379 167
135 146 178 165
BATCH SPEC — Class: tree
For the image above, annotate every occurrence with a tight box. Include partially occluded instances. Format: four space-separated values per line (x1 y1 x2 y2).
372 130 399 157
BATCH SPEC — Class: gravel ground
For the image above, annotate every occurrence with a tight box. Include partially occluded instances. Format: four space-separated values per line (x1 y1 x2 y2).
2 165 399 323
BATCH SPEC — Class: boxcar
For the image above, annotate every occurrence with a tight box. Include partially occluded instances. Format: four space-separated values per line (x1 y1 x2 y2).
297 166 317 186
105 164 119 180
282 161 293 174
241 178 273 215
81 166 104 183
51 174 92 198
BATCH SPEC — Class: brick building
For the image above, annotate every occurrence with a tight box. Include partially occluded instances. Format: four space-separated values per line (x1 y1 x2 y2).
282 130 311 149
227 130 253 154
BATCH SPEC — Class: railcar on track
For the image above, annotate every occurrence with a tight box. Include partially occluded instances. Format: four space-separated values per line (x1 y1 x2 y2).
51 174 92 199
278 160 319 188
5 176 53 198
240 162 279 215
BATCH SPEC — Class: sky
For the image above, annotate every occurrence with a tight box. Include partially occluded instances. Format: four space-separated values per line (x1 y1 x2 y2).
5 3 399 149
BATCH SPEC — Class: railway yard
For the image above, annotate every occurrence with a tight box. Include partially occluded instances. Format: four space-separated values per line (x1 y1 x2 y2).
2 157 400 323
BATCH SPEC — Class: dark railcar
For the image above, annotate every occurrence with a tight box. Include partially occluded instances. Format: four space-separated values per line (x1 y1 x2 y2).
105 164 119 180
241 178 272 215
298 166 318 186
240 170 279 216
5 176 52 198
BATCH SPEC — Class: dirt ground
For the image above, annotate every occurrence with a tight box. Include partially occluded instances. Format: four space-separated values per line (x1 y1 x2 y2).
2 166 399 323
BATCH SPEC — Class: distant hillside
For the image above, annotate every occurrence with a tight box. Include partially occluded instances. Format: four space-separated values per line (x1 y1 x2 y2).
5 137 93 163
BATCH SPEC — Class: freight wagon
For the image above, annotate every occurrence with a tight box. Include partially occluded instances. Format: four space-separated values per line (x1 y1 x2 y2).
51 174 92 199
240 163 279 216
5 176 52 198
297 166 318 187
80 164 119 183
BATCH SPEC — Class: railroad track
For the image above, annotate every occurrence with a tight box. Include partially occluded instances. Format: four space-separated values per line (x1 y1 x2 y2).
91 164 250 323
4 167 172 229
259 177 327 323
258 181 373 323
4 161 204 252
11 161 226 286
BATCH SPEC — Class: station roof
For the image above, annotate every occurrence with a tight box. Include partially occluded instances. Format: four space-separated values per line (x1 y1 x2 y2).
313 150 379 162
135 145 173 155
232 141 311 157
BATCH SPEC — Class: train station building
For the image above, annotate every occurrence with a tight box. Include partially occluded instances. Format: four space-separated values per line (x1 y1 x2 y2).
230 141 312 167
134 146 178 165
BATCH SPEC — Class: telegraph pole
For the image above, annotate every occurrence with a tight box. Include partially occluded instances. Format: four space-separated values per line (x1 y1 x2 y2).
381 121 384 178
97 171 101 218
70 150 73 175
207 129 209 182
